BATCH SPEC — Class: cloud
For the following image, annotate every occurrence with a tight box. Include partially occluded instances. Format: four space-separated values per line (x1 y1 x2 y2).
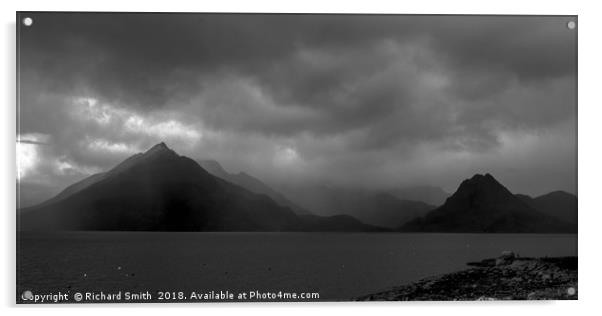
17 95 206 186
17 139 40 180
19 14 575 108
87 139 140 155
17 13 577 204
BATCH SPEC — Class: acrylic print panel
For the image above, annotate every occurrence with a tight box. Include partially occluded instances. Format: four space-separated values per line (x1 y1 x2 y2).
16 12 577 303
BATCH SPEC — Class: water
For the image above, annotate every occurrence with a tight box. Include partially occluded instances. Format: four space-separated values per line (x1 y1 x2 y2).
17 232 577 302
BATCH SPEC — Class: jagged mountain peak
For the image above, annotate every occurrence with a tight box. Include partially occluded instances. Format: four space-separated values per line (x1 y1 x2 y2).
465 173 498 184
143 142 176 157
20 142 377 231
453 173 514 202
107 142 178 176
400 173 576 233
198 159 229 178
197 159 313 216
428 173 521 214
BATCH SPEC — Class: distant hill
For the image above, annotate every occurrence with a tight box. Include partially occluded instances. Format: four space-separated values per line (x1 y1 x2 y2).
19 143 378 232
280 185 434 228
17 182 60 209
390 185 449 206
351 193 435 228
198 160 311 215
297 214 387 232
400 174 576 233
516 191 577 225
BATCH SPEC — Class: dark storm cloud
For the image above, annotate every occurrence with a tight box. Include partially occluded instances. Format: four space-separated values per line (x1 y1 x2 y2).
17 13 577 203
20 13 575 110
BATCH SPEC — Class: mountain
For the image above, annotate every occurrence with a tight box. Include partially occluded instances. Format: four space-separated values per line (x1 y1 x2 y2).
516 191 577 225
279 185 435 228
390 186 449 206
400 174 576 233
198 160 311 215
19 143 379 232
17 182 61 208
350 193 435 228
297 214 385 231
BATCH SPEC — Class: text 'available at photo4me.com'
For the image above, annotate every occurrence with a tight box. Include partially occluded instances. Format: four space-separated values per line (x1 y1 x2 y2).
20 289 321 303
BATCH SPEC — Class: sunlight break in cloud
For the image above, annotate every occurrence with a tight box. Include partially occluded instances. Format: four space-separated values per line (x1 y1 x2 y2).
124 116 203 142
54 157 102 176
88 139 141 155
17 142 38 180
72 96 204 145
274 145 301 167
16 133 50 180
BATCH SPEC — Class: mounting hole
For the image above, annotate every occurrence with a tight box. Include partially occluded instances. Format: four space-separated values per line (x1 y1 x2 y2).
21 290 33 300
22 17 33 27
567 287 576 296
567 21 576 30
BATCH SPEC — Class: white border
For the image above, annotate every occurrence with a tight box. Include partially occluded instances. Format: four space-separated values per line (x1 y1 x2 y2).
2 0 601 315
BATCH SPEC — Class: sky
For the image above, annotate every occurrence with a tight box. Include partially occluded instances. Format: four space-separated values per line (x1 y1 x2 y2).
17 13 577 207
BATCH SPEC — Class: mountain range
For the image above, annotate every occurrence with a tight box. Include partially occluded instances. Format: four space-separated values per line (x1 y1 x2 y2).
278 184 435 228
19 143 577 233
389 186 449 206
516 191 577 225
200 159 438 228
19 143 380 232
198 160 311 215
400 174 576 233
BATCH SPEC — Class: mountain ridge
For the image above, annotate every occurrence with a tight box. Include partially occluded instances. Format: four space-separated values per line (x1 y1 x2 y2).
278 184 435 228
390 185 449 206
19 143 380 232
19 144 576 234
400 173 576 233
516 191 577 225
198 159 312 215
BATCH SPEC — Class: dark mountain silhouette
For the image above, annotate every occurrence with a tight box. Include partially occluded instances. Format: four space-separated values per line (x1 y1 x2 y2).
279 185 434 228
400 174 576 233
198 160 311 215
516 191 577 225
19 143 379 232
390 185 449 206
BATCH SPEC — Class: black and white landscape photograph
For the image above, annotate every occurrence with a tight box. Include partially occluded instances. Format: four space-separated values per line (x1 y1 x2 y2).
16 12 577 303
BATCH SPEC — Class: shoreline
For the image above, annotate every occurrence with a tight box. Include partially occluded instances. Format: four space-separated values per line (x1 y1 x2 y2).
357 253 577 301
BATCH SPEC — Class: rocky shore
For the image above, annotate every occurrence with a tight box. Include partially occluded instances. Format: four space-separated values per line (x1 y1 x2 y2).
357 252 577 301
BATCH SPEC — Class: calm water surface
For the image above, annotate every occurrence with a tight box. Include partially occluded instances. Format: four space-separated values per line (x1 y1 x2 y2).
17 232 577 301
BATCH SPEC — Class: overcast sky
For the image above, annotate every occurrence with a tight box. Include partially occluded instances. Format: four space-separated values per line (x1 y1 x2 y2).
17 13 577 206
